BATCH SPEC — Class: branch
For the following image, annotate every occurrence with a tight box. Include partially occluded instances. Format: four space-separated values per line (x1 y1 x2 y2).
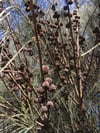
81 42 100 57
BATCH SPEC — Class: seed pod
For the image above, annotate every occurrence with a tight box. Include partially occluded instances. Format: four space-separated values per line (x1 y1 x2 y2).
67 0 73 5
27 48 33 56
49 24 57 29
49 84 57 92
75 15 80 19
19 63 25 72
8 53 13 59
51 4 56 11
27 87 33 92
39 95 46 103
63 12 69 17
42 81 49 90
73 11 77 15
28 72 33 78
39 32 44 37
39 10 45 16
34 98 39 103
38 87 45 94
93 27 99 33
28 41 32 47
47 101 54 108
24 1 30 7
55 21 59 26
53 11 60 19
33 4 39 9
42 65 49 74
16 77 24 84
68 36 72 41
45 51 49 56
13 86 19 91
66 23 70 28
79 36 85 42
69 13 72 17
45 77 52 84
26 7 30 12
60 23 63 26
60 76 66 82
63 33 67 36
63 6 68 10
55 62 61 71
41 105 48 112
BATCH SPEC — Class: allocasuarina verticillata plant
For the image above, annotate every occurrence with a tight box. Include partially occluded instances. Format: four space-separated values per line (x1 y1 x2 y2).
0 0 100 133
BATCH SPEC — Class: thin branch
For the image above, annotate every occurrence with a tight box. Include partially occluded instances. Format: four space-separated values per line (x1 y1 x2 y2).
81 42 100 57
30 0 44 82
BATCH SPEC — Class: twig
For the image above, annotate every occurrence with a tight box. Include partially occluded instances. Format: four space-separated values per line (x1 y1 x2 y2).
81 42 100 57
30 0 44 82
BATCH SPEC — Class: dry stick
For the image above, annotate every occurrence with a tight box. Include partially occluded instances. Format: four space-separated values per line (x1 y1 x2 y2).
63 48 79 97
30 0 44 82
63 49 79 97
69 74 79 97
68 70 80 97
81 42 100 57
43 36 62 80
67 4 77 70
67 3 80 98
57 18 70 69
76 25 83 99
